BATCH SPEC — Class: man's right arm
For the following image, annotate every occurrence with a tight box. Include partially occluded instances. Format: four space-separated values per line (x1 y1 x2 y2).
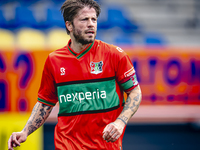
8 102 53 150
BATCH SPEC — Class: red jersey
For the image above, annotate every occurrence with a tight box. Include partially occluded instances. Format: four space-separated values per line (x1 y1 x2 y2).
38 40 138 150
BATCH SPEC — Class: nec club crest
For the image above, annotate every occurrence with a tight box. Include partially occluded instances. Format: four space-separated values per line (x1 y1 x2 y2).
90 61 103 74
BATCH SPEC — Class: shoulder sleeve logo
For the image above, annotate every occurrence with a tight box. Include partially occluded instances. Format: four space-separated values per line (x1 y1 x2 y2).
90 61 103 74
124 67 135 77
116 47 124 52
60 67 65 75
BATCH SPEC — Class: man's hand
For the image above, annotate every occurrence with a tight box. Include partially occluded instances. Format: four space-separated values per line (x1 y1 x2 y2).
102 120 125 143
8 131 27 150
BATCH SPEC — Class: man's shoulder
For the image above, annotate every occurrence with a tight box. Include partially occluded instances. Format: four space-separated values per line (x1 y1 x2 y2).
97 40 127 56
96 40 116 50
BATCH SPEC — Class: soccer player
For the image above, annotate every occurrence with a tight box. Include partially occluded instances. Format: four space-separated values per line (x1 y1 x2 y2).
8 0 142 149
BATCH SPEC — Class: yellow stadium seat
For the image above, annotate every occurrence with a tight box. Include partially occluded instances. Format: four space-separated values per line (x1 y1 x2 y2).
16 29 46 51
0 29 15 50
47 28 70 51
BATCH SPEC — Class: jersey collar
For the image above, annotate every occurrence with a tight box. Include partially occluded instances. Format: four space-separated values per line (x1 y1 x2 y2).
67 39 94 59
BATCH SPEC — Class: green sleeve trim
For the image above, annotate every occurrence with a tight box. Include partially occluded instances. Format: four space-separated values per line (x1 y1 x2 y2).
38 98 56 106
120 79 134 91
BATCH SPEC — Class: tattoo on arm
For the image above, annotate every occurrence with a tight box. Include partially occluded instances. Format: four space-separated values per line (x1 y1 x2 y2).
28 125 37 135
117 115 128 125
119 90 141 125
24 103 53 136
31 102 40 120
35 118 43 127
122 97 131 113
130 93 140 115
123 93 140 113
39 107 46 119
39 104 52 119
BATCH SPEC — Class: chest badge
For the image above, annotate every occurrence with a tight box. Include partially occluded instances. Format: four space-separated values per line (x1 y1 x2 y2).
90 61 103 74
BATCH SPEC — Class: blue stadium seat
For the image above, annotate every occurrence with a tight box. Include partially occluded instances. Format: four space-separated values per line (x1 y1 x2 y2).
98 7 139 33
15 6 37 28
0 6 17 29
31 5 50 29
114 33 134 45
0 9 6 28
47 6 65 28
144 33 166 46
51 0 65 4
18 0 40 6
0 0 13 5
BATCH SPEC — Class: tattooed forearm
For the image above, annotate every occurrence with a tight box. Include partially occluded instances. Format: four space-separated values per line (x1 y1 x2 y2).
117 115 128 125
130 93 140 114
123 92 141 114
35 118 43 127
122 97 131 113
133 92 140 101
39 107 46 119
28 125 37 135
117 86 142 125
31 102 40 120
23 103 40 132
23 102 53 136
39 104 52 119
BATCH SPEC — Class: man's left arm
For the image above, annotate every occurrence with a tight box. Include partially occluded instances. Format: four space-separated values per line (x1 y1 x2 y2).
102 85 142 142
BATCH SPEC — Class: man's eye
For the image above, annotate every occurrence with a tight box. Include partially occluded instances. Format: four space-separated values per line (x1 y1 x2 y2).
92 18 97 21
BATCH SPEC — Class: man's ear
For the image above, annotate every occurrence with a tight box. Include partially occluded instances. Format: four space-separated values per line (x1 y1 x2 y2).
65 21 73 32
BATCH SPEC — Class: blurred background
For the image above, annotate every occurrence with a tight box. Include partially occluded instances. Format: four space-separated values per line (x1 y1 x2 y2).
0 0 200 150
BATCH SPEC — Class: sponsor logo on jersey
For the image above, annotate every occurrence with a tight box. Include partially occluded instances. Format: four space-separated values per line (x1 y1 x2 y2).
116 47 124 52
59 89 106 103
57 78 119 114
90 61 103 74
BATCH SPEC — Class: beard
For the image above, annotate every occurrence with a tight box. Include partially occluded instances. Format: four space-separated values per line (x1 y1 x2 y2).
73 27 96 45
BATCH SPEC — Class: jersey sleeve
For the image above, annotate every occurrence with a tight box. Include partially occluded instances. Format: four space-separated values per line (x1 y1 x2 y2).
113 47 139 92
38 55 58 106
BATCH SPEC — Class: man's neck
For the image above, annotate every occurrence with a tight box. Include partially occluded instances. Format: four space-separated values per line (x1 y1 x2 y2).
70 41 89 54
